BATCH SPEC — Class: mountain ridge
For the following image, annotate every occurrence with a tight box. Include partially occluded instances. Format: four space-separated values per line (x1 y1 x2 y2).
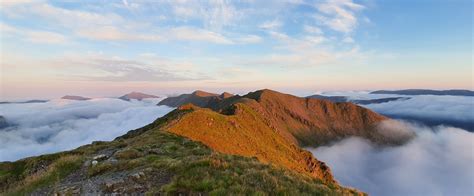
161 89 410 146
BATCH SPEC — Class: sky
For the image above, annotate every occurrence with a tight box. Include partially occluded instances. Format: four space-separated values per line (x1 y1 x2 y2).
0 0 472 100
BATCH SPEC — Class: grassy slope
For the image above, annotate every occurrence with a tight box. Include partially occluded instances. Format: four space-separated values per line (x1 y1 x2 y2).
165 103 336 184
0 109 363 195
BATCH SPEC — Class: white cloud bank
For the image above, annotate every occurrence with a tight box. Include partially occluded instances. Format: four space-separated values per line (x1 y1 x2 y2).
318 91 474 130
308 122 474 196
365 95 474 124
0 98 174 161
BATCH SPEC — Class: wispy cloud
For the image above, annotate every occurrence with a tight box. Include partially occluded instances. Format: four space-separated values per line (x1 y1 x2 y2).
236 34 263 44
259 19 283 30
167 0 241 31
1 2 238 44
1 22 69 44
169 26 233 44
314 0 365 33
50 53 211 82
303 25 323 34
76 26 163 41
25 31 68 44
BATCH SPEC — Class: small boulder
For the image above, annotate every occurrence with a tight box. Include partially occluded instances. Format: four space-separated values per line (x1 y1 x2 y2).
93 154 108 161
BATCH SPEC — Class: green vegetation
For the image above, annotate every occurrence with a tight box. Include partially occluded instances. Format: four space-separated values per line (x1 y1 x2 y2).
1 155 82 196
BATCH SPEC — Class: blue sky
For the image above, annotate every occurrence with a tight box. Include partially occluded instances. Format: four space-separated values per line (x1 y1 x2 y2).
0 0 472 100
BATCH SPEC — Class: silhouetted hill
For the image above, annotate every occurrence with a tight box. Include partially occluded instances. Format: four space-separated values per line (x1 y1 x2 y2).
61 95 91 101
119 92 159 101
0 100 48 104
307 94 410 105
371 89 474 96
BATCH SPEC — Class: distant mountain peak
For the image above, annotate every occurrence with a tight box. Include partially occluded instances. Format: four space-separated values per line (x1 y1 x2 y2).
219 92 234 99
119 92 159 101
159 90 232 108
191 90 218 97
61 95 91 101
371 89 474 96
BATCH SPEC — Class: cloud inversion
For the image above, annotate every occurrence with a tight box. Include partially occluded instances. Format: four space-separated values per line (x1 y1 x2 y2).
308 122 474 196
0 98 174 161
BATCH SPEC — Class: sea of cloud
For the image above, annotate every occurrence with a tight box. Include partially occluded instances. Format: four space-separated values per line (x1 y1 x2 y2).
0 98 174 161
308 123 474 196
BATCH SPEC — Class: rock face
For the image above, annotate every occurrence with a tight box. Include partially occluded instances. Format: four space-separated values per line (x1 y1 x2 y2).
119 92 159 101
158 90 234 107
61 95 91 101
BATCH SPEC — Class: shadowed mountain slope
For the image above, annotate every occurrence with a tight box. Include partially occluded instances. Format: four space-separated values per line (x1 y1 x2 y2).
158 90 234 107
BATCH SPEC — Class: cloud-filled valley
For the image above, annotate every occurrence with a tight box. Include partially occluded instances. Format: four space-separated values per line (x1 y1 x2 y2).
0 98 173 161
308 123 473 196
